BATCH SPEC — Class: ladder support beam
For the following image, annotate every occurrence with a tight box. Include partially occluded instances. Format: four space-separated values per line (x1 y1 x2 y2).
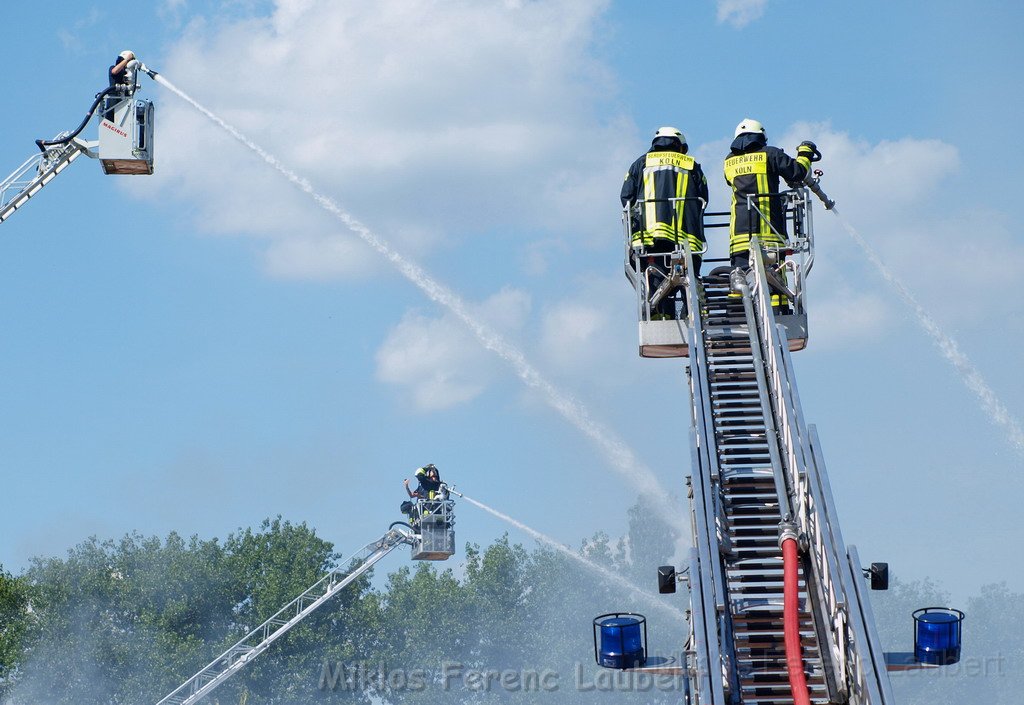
682 225 895 704
155 527 416 705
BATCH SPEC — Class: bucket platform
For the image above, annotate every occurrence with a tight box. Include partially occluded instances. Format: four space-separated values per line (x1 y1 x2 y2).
99 95 154 175
410 498 455 561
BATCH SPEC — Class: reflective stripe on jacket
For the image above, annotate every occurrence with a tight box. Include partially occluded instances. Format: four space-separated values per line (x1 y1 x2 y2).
724 136 808 255
621 143 708 251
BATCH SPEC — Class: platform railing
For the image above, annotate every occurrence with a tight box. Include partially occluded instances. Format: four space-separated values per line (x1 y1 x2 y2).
747 240 894 703
0 141 87 224
622 196 707 322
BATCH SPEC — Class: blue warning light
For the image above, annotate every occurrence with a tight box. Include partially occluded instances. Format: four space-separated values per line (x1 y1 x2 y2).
914 607 964 666
593 613 647 669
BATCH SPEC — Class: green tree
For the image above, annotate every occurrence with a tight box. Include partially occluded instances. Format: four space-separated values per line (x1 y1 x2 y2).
373 561 470 703
219 517 378 705
0 565 33 698
11 532 237 704
869 575 1024 704
622 494 681 590
5 518 380 705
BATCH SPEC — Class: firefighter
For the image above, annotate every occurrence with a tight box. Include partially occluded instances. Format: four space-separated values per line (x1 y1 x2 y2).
621 126 708 320
409 464 442 499
724 118 819 268
724 118 818 309
105 50 137 120
403 464 442 521
109 51 136 88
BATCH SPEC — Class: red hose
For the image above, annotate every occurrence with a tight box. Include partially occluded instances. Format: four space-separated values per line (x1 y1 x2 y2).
782 536 811 705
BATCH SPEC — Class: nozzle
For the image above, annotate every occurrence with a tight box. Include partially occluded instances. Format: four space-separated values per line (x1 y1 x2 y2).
804 169 836 210
441 483 464 498
816 188 836 210
139 63 159 79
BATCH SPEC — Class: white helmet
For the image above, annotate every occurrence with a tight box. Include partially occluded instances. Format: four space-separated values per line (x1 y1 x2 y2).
119 50 135 60
654 126 687 145
735 118 766 138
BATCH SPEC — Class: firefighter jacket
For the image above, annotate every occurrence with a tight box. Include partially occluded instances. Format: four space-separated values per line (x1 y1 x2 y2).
621 137 709 252
723 133 810 255
415 466 442 500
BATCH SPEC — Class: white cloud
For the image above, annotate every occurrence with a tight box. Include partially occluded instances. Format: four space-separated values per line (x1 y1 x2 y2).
768 123 1024 329
375 287 531 410
376 314 488 411
131 0 626 278
701 122 1024 336
717 0 767 28
132 0 1022 411
541 302 606 367
373 273 654 412
780 121 959 215
57 8 102 52
807 283 891 349
262 233 371 280
538 275 638 379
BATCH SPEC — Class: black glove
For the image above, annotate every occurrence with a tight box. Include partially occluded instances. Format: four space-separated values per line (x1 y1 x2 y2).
797 140 819 161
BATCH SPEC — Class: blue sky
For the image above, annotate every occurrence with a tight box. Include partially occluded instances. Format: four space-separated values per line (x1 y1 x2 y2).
1 0 1022 609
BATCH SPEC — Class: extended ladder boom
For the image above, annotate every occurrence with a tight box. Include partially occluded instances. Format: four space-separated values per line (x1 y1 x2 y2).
2 63 156 225
677 205 894 703
0 140 93 224
155 525 417 705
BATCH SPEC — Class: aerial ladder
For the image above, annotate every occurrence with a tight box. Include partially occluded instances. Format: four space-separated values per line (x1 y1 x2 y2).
670 220 895 704
0 55 157 224
154 495 456 705
604 168 962 704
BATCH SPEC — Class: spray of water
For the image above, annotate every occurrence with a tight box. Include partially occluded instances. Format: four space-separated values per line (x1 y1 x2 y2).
832 208 1024 455
153 74 685 528
459 493 686 621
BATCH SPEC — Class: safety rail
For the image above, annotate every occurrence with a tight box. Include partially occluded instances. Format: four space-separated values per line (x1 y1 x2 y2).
680 238 734 704
622 197 707 323
686 548 717 702
0 141 88 223
703 185 815 317
155 526 417 705
746 239 893 704
411 496 456 521
748 240 844 700
621 196 709 254
846 545 896 704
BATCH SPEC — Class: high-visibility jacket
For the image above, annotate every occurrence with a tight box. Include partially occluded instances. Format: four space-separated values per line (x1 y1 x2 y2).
415 466 441 500
724 134 810 255
621 140 708 251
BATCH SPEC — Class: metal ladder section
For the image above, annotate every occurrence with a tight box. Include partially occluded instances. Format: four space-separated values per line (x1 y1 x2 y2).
0 141 90 224
155 526 416 705
699 271 830 705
